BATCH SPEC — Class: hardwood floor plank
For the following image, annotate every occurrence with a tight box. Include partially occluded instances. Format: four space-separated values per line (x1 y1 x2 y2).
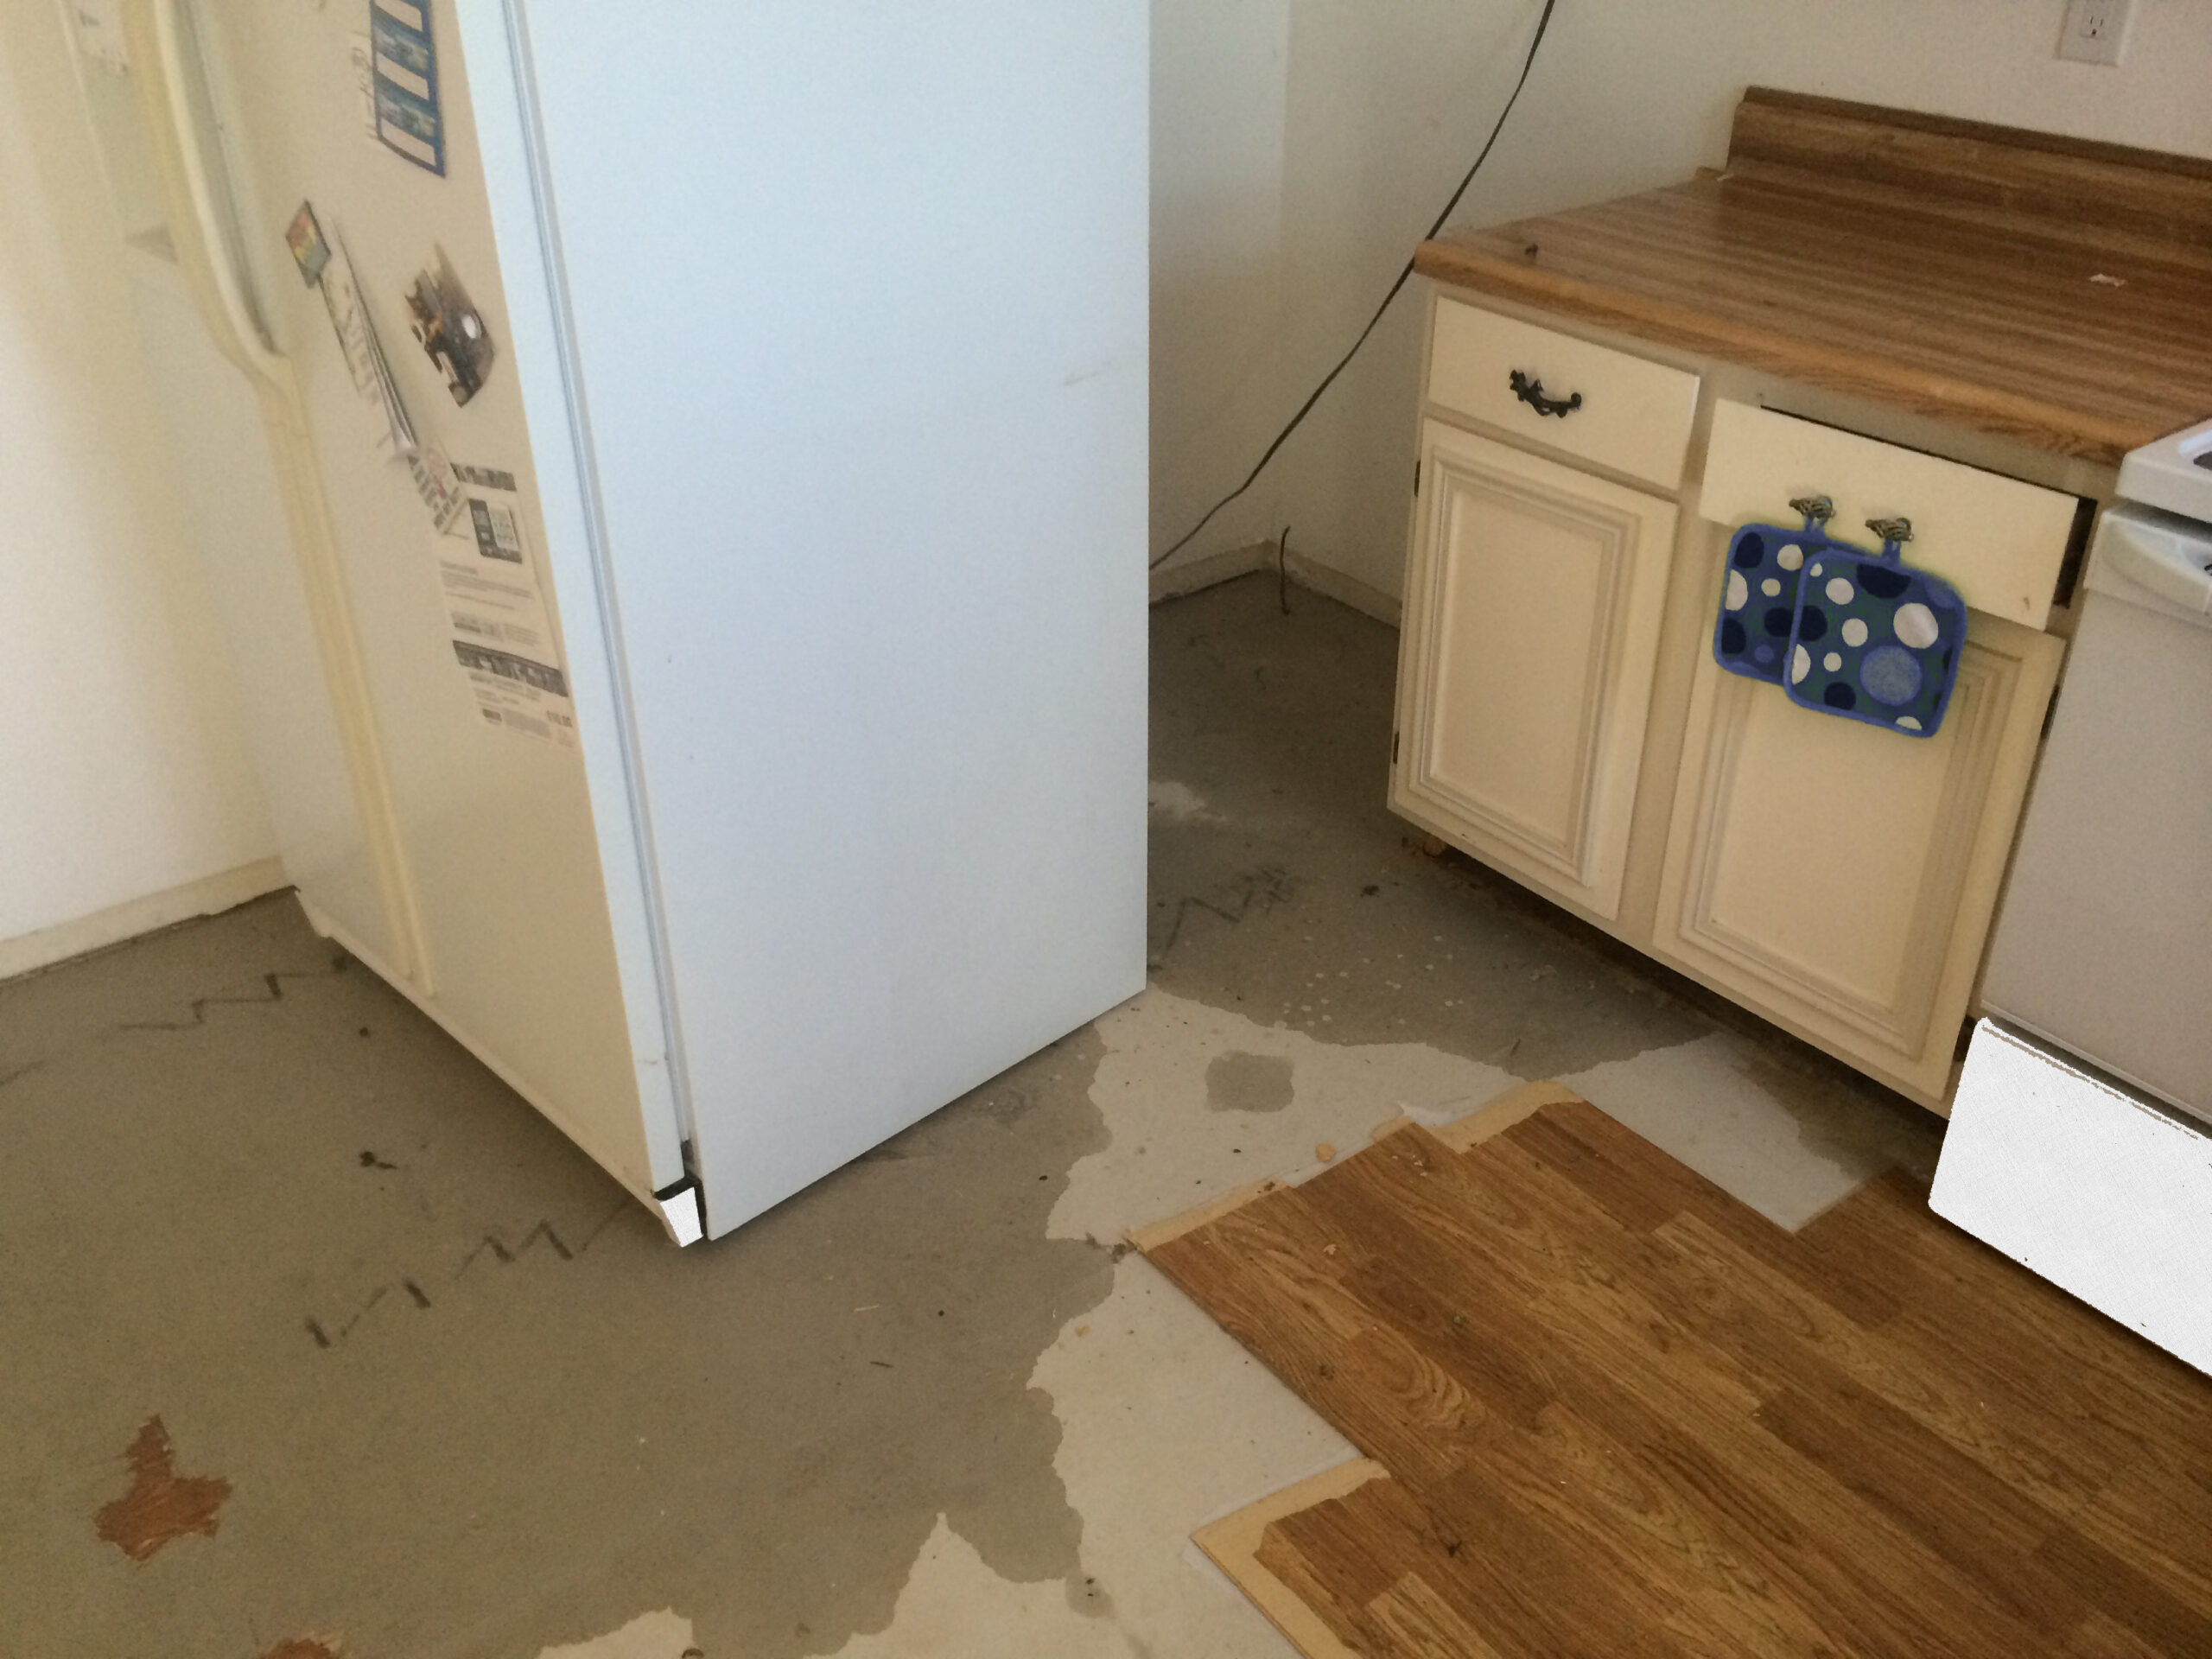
2037 1524 2212 1659
1497 1108 1684 1234
1272 1461 1695 1659
1363 1571 1505 1659
1655 1210 2116 1515
1751 1382 2084 1637
1142 1099 2212 1659
1324 1126 1770 1415
1192 1459 1382 1659
1521 1102 1904 1328
2064 1608 2185 1659
1254 1502 1399 1649
1808 1173 2212 1467
1147 1201 1494 1482
2071 1464 2212 1624
1307 1133 2056 1656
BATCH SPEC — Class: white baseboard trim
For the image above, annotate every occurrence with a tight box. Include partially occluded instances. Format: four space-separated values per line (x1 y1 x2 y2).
1149 539 1402 627
1282 550 1402 628
0 856 290 984
1148 541 1275 604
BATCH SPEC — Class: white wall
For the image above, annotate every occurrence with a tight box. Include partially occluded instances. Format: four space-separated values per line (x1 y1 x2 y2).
0 1 276 963
1154 0 2212 599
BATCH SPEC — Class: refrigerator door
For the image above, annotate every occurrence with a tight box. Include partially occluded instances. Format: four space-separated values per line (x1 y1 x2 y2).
126 263 400 963
134 0 689 1214
120 0 424 985
485 3 1150 1235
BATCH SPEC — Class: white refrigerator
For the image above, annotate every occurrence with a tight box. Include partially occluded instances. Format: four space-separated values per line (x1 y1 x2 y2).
100 0 1147 1243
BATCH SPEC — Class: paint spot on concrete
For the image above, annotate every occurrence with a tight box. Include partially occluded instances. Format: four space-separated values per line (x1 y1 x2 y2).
1146 780 1218 823
257 1639 343 1659
1204 1051 1294 1115
94 1416 230 1562
536 1607 698 1657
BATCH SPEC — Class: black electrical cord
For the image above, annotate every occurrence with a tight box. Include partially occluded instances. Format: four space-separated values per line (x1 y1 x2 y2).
1150 0 1560 570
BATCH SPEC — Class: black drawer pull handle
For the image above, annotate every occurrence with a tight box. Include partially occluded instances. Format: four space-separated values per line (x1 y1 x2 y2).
1508 369 1582 418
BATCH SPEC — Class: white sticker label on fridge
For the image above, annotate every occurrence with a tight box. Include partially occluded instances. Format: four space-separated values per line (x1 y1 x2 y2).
319 232 416 458
435 478 576 748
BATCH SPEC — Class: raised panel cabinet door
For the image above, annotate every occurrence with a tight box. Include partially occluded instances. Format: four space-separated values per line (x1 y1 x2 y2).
1391 421 1680 922
1652 579 2062 1105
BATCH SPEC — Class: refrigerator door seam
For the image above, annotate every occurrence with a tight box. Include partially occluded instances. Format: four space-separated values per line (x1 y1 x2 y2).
461 0 701 1167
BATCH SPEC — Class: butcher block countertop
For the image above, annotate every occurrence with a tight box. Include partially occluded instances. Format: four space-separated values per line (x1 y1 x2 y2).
1416 89 2212 466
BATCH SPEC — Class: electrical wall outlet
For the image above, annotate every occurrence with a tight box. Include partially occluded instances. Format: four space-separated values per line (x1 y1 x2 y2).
2057 0 2133 66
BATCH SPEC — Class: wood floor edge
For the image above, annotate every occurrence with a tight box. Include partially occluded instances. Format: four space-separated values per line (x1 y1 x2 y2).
1427 1079 1590 1154
1125 1176 1288 1254
1129 1081 1590 1253
1192 1458 1390 1659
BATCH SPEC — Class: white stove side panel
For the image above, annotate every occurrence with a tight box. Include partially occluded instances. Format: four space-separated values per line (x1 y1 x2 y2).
1932 1020 2212 1376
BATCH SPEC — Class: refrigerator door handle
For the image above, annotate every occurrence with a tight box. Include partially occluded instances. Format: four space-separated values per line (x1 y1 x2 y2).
129 0 288 391
122 0 437 995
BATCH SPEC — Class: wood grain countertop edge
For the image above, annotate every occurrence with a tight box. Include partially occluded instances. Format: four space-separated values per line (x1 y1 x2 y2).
1409 241 2150 467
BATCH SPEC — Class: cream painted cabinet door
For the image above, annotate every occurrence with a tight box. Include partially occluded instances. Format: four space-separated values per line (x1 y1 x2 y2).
1391 420 1679 922
1652 584 2062 1105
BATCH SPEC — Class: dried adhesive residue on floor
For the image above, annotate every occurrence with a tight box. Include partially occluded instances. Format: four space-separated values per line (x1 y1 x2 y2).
93 1416 230 1562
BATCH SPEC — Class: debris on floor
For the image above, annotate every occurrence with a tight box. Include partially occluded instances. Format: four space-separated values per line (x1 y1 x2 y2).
93 1416 230 1563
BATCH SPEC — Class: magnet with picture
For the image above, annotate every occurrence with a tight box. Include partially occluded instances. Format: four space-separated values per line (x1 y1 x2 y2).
404 248 494 406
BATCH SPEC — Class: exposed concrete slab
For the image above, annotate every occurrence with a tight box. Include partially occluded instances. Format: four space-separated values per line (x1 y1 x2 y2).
1 572 1942 1658
0 906 1119 1659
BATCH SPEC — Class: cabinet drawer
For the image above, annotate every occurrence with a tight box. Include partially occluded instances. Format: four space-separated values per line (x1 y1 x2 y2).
1427 297 1700 491
1700 401 2079 630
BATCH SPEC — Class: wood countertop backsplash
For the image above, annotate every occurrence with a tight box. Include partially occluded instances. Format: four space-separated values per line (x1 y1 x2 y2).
1416 89 2212 465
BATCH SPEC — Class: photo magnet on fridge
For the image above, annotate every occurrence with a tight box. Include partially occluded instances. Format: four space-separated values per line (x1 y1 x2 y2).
369 0 444 175
285 201 332 286
404 249 494 405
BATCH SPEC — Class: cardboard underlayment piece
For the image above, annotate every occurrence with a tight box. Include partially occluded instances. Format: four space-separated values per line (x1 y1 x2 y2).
1190 1459 1388 1659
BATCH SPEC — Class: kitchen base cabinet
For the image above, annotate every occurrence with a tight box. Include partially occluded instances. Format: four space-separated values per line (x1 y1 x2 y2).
1391 420 1681 924
1390 284 2088 1112
1652 590 2062 1104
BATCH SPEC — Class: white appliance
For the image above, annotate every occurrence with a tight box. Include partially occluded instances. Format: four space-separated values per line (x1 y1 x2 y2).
91 0 1147 1243
1979 422 2212 1119
1932 417 2212 1370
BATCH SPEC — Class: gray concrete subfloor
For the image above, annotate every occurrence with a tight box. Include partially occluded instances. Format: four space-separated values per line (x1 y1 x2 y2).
0 573 1941 1659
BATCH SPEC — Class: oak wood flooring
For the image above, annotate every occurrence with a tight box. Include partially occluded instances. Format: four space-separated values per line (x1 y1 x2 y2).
1145 1096 2212 1658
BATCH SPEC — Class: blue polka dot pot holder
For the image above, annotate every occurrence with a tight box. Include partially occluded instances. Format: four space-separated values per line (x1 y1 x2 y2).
1714 505 1967 739
1713 496 1835 687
